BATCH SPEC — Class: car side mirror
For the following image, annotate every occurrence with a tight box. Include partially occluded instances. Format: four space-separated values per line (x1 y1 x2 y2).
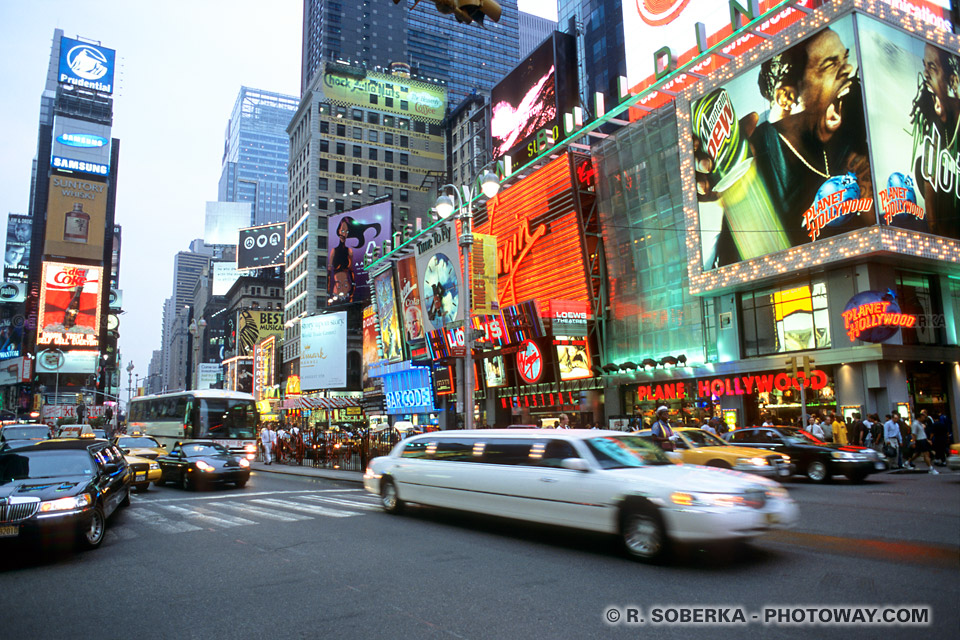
560 458 591 472
103 462 121 474
161 444 167 448
122 448 130 454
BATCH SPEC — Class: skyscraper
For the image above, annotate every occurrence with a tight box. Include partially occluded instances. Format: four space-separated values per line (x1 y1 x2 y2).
300 0 521 111
218 87 299 226
519 10 558 57
558 0 626 116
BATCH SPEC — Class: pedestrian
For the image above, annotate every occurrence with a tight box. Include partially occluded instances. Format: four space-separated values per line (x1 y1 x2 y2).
761 414 774 427
849 412 865 446
820 413 833 442
651 406 676 450
831 412 847 445
557 413 570 429
883 413 903 469
927 410 949 466
76 403 86 425
702 418 718 436
260 423 277 464
899 414 913 464
907 412 938 474
809 415 825 441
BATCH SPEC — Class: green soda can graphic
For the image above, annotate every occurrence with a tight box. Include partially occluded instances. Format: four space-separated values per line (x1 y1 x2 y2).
692 88 751 189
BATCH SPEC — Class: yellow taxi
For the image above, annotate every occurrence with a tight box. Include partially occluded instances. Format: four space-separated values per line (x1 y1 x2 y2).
947 443 960 471
639 427 793 479
124 453 162 491
113 434 167 460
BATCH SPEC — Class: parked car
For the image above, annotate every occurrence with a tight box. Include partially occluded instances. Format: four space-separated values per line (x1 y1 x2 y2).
947 443 960 471
723 427 886 482
0 438 132 549
156 441 251 490
635 427 793 479
364 429 798 562
0 425 51 449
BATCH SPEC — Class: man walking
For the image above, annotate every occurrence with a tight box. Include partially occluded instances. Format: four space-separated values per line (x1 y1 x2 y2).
260 424 277 465
907 412 938 474
883 413 903 469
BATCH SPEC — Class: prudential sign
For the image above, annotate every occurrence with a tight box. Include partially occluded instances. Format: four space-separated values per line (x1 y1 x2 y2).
58 36 116 94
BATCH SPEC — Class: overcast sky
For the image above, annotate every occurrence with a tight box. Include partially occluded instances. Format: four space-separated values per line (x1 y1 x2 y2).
0 0 559 384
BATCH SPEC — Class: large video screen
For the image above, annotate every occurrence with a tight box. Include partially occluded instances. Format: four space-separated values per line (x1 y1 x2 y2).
858 15 959 239
237 223 285 270
326 202 391 306
37 262 103 350
490 31 578 168
693 16 877 270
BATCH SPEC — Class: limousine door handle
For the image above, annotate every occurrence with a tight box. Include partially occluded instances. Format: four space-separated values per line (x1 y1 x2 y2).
539 477 559 483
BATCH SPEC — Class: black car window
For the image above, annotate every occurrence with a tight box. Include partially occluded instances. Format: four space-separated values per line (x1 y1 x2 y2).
480 439 534 465
533 439 578 468
729 429 757 443
117 436 160 448
0 450 95 480
433 439 475 462
1 426 48 440
183 443 227 457
400 440 430 458
584 436 672 468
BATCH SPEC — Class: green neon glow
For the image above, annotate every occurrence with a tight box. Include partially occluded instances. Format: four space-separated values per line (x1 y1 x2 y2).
365 0 799 272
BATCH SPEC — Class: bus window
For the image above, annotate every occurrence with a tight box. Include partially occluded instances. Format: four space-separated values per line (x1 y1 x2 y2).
198 399 257 439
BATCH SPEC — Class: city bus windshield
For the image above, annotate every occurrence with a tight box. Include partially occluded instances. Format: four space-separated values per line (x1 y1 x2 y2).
197 398 257 439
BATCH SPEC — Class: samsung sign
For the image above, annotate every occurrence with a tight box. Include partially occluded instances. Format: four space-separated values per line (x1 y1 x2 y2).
52 117 112 176
57 133 108 148
58 36 116 94
51 156 109 176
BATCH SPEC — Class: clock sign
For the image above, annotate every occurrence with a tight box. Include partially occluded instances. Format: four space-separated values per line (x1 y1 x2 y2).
516 339 543 384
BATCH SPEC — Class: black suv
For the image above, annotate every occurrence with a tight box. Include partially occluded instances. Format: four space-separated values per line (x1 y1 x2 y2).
724 427 886 483
0 438 132 549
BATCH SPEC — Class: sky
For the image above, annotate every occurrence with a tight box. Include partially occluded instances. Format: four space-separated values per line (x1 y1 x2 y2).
0 0 559 385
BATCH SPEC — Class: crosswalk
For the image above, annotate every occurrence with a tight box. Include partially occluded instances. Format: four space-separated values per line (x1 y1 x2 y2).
104 490 380 542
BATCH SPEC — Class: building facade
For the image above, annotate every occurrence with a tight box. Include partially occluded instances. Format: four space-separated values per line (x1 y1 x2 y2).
519 10 557 57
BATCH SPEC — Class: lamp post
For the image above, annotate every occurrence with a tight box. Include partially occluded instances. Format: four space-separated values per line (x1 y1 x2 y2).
435 168 501 430
188 317 208 390
126 361 134 407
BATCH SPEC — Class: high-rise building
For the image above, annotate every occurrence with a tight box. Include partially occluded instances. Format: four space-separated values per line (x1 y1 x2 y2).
518 10 557 57
558 0 626 116
300 0 520 111
218 87 299 226
172 247 212 310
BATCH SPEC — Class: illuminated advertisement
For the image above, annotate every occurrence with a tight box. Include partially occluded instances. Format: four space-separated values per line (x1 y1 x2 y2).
693 16 877 271
414 221 462 332
236 310 283 356
37 262 102 349
300 313 347 391
237 223 285 270
471 233 499 317
58 36 116 94
45 175 108 262
841 290 917 343
212 262 242 296
859 15 959 238
500 300 546 344
197 363 221 390
490 31 578 168
396 256 425 353
434 364 454 396
516 339 546 385
380 362 437 415
476 155 590 308
373 268 403 363
556 340 591 381
322 64 447 122
36 349 98 374
549 299 589 336
483 355 508 388
0 302 25 360
327 202 391 306
52 115 111 176
253 335 277 400
4 215 32 283
362 305 382 395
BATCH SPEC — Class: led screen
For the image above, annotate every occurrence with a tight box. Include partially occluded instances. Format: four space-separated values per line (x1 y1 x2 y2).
858 15 959 239
556 341 591 382
58 36 116 94
237 223 285 270
326 202 391 306
692 16 877 271
4 215 32 283
37 262 102 350
300 313 347 391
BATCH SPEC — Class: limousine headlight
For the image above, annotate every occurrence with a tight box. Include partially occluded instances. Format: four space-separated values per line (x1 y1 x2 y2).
40 493 92 513
670 491 747 508
736 457 769 467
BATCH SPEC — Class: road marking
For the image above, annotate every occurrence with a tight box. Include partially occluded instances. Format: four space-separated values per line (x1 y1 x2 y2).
155 503 257 527
301 495 379 511
124 507 203 534
251 498 359 518
133 489 358 504
207 501 311 522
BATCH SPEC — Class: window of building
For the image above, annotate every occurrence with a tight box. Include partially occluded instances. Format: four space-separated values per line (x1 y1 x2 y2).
414 121 426 134
400 153 409 166
384 150 394 163
400 100 408 112
319 104 331 115
336 105 347 118
335 142 345 155
335 199 344 213
383 115 395 128
399 189 409 202
319 159 329 172
384 132 394 145
352 200 361 209
352 144 362 158
351 182 362 194
368 148 378 161
320 140 329 153
320 121 329 134
335 180 345 194
399 171 408 184
400 135 409 148
336 161 345 173
399 207 409 219
896 272 943 345
318 199 328 210
352 109 363 122
318 178 328 191
384 187 393 199
369 95 378 105
353 127 363 140
398 118 409 130
367 112 379 125
368 185 378 197
385 169 394 181
385 97 394 108
336 124 346 137
740 281 831 357
368 166 378 179
352 164 362 177
367 130 378 143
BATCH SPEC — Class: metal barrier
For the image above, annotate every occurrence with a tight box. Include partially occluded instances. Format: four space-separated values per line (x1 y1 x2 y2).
280 428 399 472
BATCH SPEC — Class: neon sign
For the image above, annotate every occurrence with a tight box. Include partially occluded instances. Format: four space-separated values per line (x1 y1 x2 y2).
842 301 916 342
516 340 543 384
695 370 828 398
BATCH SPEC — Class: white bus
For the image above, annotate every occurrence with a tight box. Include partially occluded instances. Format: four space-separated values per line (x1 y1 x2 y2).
127 390 259 459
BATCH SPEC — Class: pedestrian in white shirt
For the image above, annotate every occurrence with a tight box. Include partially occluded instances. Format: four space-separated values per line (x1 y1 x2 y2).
883 414 903 469
260 425 277 465
808 416 825 441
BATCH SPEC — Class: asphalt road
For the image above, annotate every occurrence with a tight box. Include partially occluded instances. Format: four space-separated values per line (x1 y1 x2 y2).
1 469 957 639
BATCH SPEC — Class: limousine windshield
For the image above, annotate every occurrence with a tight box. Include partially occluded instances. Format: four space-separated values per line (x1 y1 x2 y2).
584 435 672 469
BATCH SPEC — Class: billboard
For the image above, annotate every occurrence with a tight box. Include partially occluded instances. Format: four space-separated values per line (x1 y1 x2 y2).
45 175 108 262
236 310 283 356
0 302 25 361
362 305 383 395
471 233 499 317
327 202 391 306
490 31 578 168
4 215 32 283
414 221 462 334
37 262 103 349
300 313 347 391
858 15 959 239
322 64 447 122
237 223 285 270
35 349 98 374
212 261 242 296
692 16 877 271
197 363 221 390
556 340 591 381
52 116 111 177
253 335 277 400
58 36 116 94
483 355 508 388
476 155 590 308
373 268 404 363
396 256 424 351
205 202 251 246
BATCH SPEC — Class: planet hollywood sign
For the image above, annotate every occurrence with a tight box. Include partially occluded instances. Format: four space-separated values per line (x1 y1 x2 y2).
636 370 829 402
841 291 917 343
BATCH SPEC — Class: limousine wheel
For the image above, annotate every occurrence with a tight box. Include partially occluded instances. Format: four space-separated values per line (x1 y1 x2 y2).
620 502 666 562
78 506 106 550
380 477 404 514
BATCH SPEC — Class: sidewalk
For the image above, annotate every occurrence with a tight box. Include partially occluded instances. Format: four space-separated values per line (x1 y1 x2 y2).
250 460 364 484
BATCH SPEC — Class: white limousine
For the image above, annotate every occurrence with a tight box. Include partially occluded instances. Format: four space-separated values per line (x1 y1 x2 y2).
364 429 799 562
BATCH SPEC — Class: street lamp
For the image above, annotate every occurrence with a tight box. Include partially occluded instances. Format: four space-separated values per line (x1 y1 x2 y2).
189 317 208 389
126 361 134 407
434 168 501 430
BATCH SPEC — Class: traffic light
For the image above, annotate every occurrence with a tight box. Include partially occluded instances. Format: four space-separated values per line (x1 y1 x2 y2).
432 0 501 26
785 357 797 378
803 356 814 377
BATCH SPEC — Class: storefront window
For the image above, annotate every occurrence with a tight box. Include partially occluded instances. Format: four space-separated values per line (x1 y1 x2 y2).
741 281 830 357
896 271 943 346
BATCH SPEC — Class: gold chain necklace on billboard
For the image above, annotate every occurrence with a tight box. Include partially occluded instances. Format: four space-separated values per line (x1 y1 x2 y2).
778 132 830 178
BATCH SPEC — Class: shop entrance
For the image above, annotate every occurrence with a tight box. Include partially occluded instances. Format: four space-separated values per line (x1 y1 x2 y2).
905 362 951 420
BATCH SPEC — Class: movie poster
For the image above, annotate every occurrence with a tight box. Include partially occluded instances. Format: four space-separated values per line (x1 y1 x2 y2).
4 215 32 283
373 268 403 363
414 221 462 333
327 202 391 306
858 15 959 239
362 305 381 394
396 255 424 350
693 16 876 270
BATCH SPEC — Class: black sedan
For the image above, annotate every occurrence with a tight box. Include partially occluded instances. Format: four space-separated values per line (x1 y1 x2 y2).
156 441 251 490
0 438 131 550
0 424 51 449
724 426 886 483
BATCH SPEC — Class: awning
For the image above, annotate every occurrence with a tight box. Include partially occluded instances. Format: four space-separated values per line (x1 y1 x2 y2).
282 396 363 410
